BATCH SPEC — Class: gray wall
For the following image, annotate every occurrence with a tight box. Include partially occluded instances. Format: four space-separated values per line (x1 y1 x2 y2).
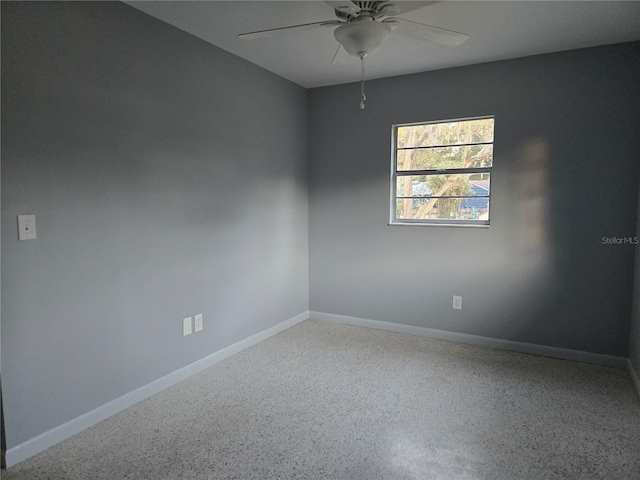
309 42 640 357
630 185 640 375
1 1 308 448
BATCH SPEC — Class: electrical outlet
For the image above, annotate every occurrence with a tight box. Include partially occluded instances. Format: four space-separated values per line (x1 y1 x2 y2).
453 295 462 310
183 317 193 336
194 314 203 332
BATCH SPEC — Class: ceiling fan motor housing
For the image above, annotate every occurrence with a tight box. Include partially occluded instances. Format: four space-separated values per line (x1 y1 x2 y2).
334 19 392 56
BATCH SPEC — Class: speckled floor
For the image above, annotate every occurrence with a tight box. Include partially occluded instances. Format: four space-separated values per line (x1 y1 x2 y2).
3 320 640 479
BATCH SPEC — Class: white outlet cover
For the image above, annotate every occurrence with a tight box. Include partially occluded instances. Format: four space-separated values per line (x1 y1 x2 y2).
183 317 193 336
453 296 463 310
194 314 203 332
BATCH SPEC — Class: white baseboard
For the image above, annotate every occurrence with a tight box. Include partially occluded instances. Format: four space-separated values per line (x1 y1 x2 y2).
4 311 309 468
629 359 640 399
310 311 628 369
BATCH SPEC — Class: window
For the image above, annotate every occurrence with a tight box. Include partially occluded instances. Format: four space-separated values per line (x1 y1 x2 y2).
390 116 494 226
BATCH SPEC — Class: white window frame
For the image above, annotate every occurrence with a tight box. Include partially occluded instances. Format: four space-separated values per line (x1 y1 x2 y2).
389 116 494 227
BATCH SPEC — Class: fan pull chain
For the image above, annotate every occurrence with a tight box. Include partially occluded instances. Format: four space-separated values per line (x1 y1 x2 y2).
359 53 367 110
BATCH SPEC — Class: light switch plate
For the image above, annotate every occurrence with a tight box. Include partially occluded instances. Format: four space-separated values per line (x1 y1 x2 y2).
183 317 193 336
194 314 203 332
18 215 37 240
453 295 462 310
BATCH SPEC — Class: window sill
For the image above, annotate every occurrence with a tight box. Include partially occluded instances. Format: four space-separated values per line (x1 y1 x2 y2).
389 222 490 228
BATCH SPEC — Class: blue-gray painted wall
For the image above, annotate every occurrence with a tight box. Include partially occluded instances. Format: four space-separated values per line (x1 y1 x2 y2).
308 42 640 357
630 186 640 376
1 1 309 448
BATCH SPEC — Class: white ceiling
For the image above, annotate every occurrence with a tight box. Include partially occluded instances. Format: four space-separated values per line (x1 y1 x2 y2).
125 1 640 88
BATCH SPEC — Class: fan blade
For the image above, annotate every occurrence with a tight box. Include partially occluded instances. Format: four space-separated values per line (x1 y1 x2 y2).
331 44 356 65
239 20 342 40
325 1 360 16
391 1 440 16
383 18 468 46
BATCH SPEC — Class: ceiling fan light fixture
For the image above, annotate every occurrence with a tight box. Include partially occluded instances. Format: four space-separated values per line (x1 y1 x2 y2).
334 20 391 57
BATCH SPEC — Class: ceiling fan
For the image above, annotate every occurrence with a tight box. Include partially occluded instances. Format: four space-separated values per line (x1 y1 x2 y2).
238 1 469 108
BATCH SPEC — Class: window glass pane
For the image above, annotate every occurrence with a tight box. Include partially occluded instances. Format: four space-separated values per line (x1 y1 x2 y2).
397 145 493 171
396 174 490 198
397 118 494 148
395 198 490 221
